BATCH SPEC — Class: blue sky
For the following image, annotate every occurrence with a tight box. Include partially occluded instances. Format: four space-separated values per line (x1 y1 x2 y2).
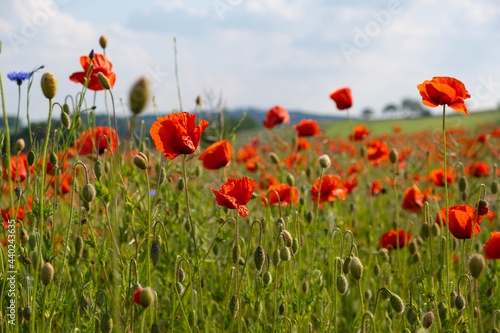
1 0 500 122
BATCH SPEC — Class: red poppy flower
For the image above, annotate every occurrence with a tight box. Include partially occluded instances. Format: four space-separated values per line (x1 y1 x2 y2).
465 161 489 177
70 54 116 91
211 177 256 217
367 139 390 164
311 175 347 204
198 140 232 170
133 288 143 305
371 179 383 196
417 77 471 115
484 232 500 259
50 173 73 195
2 155 28 181
263 105 290 129
284 154 307 168
402 184 425 214
246 156 262 172
237 144 257 163
436 205 482 239
295 137 310 151
267 184 300 206
380 230 412 251
329 87 353 110
429 168 453 187
342 174 358 194
75 127 118 156
150 112 209 160
294 119 321 137
349 125 369 141
393 126 402 134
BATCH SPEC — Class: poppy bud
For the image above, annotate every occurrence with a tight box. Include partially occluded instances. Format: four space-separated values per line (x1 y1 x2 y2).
41 72 57 99
282 230 293 248
99 35 108 49
431 223 441 237
41 262 54 286
438 302 447 321
75 236 84 259
15 138 25 154
263 270 273 285
177 267 186 282
408 241 418 255
129 77 151 115
269 152 280 165
450 290 457 308
468 254 486 279
158 167 166 185
150 323 160 333
490 328 500 333
23 306 32 322
421 223 430 239
491 181 499 194
373 264 381 277
364 289 372 300
49 152 58 169
286 173 295 187
254 246 265 272
88 49 95 60
412 252 421 263
422 311 434 329
82 184 96 203
229 295 239 317
272 249 281 267
139 287 155 308
27 150 36 166
254 300 263 318
278 302 286 316
336 275 348 295
342 256 351 275
389 293 405 314
101 313 113 333
291 238 299 255
29 233 37 251
232 244 241 264
134 153 148 170
459 176 468 192
177 178 185 192
188 309 196 327
20 229 29 246
280 246 291 262
389 148 398 164
349 256 363 280
238 256 245 266
455 294 466 311
61 111 71 129
195 95 202 107
94 160 103 181
318 154 331 169
150 241 161 268
306 211 314 224
477 199 490 216
97 72 111 90
406 307 418 326
175 282 185 295
301 279 309 294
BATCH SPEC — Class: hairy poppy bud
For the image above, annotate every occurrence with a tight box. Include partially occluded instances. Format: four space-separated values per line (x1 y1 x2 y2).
101 313 113 333
188 309 196 327
421 223 430 239
278 302 286 316
406 307 418 326
97 72 111 90
373 264 381 277
280 246 291 262
291 238 299 255
99 35 108 49
175 282 185 295
263 271 273 285
459 176 468 192
272 249 281 267
349 256 363 280
134 153 148 170
14 187 21 199
438 302 447 321
431 223 441 237
27 150 36 166
29 233 37 251
41 72 57 99
94 160 103 181
390 293 405 314
75 236 84 259
269 152 280 165
82 184 96 203
306 211 314 224
254 300 263 318
477 199 490 216
468 254 486 279
254 246 265 272
61 111 71 129
159 167 166 185
408 241 418 255
139 287 155 308
364 289 372 300
450 290 457 308
286 173 295 187
422 311 434 329
195 95 202 107
318 154 331 169
229 295 239 318
336 275 348 295
389 148 398 164
15 138 25 154
455 294 466 311
282 230 293 248
20 229 29 246
49 152 58 169
23 306 32 322
150 241 161 268
41 262 54 286
129 77 151 115
89 49 95 61
177 178 185 192
301 279 309 294
342 256 351 275
150 323 160 333
177 267 186 283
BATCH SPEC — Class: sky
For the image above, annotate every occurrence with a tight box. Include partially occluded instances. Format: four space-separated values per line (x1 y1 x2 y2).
1 0 500 122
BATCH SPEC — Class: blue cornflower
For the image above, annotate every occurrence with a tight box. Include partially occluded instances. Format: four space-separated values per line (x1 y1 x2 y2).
7 71 31 85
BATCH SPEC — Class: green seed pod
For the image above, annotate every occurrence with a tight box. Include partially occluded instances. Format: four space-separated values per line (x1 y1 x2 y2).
291 238 299 255
150 242 161 268
263 271 273 285
459 176 468 192
94 160 103 181
254 300 263 318
421 223 430 239
455 294 466 311
100 313 113 333
373 264 381 277
27 150 36 166
41 262 54 286
342 256 351 275
349 256 363 280
232 244 241 264
282 230 293 248
177 178 185 192
188 309 196 327
139 287 155 308
406 307 418 326
229 295 239 318
389 293 405 314
23 306 32 322
20 229 29 246
318 154 331 169
306 211 314 224
278 302 286 316
75 236 84 259
175 282 185 295
272 249 281 267
150 323 160 333
280 246 291 262
61 111 71 129
336 275 348 295
491 181 499 194
468 254 486 279
431 223 441 237
41 72 57 99
177 267 186 283
15 138 25 154
254 246 265 272
82 184 96 203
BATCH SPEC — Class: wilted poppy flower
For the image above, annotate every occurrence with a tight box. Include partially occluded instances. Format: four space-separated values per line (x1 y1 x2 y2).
75 127 119 156
263 105 290 129
294 119 321 137
484 232 500 259
417 77 471 115
329 87 352 110
402 184 425 214
267 184 299 206
198 140 232 170
371 179 383 196
70 54 116 91
465 161 489 177
429 168 453 187
2 155 28 182
150 112 209 160
211 176 256 217
350 125 370 141
311 175 347 204
436 205 482 239
380 230 411 251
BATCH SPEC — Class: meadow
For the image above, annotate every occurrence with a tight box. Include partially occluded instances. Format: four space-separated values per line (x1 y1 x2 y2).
1 38 500 333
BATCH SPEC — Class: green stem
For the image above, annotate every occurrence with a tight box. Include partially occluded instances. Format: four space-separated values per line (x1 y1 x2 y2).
145 169 153 326
442 104 451 305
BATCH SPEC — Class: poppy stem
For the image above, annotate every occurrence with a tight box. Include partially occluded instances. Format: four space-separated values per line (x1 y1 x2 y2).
145 168 153 326
442 104 451 305
313 167 325 262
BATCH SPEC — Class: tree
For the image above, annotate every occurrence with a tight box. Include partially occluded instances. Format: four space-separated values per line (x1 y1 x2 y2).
362 108 374 120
